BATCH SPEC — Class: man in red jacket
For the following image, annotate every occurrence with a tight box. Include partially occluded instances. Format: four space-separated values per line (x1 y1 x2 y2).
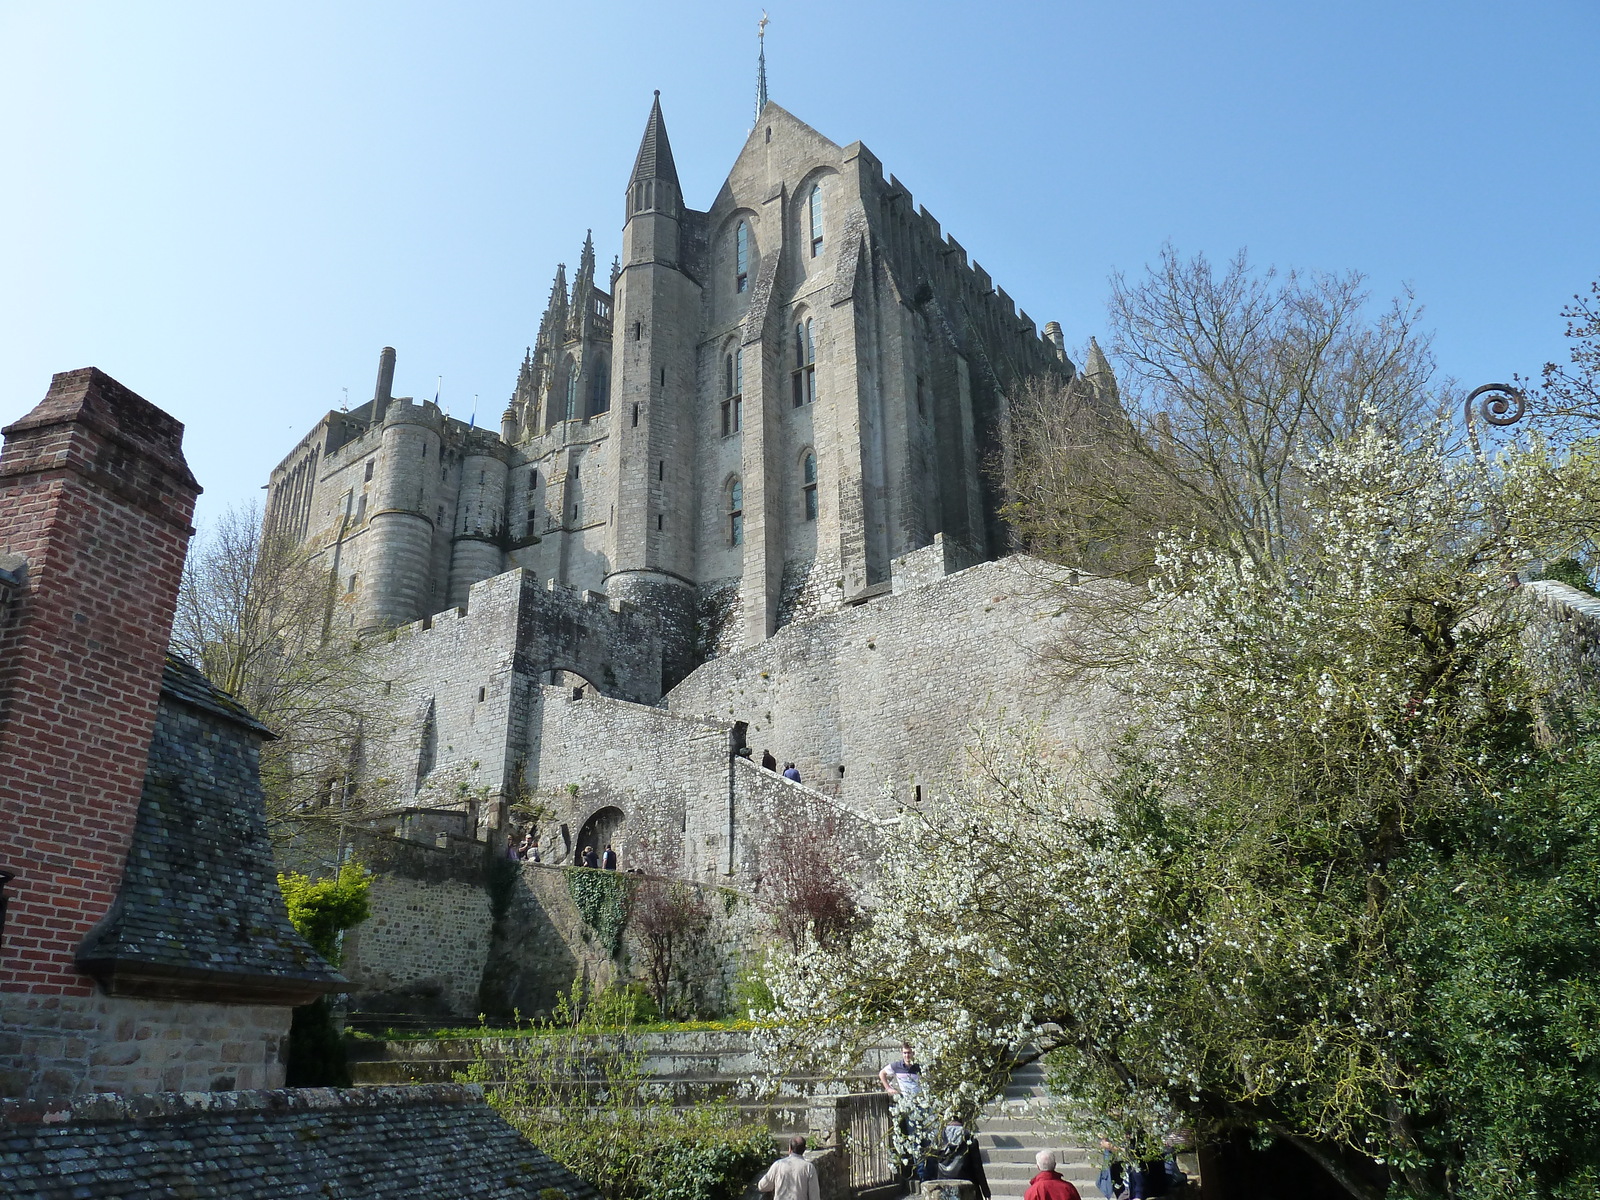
1024 1151 1082 1200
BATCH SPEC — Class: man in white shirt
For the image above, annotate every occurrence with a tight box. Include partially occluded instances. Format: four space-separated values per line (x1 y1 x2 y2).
758 1135 821 1200
879 1042 921 1096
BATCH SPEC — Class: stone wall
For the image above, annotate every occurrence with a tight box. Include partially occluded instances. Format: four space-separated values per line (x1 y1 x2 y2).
480 864 771 1021
528 686 734 879
339 839 777 1023
342 873 493 1020
0 993 290 1098
667 551 1118 816
361 568 666 832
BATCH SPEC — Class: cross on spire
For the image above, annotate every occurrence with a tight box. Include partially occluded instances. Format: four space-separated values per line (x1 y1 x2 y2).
755 11 769 121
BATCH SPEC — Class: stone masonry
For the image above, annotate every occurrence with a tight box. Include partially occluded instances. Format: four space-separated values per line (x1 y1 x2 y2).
265 91 1100 688
0 370 340 1100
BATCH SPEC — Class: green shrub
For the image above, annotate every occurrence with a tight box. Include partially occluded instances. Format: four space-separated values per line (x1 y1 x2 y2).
278 862 372 962
1534 556 1599 595
731 959 774 1020
464 981 773 1200
598 982 660 1025
277 862 372 1087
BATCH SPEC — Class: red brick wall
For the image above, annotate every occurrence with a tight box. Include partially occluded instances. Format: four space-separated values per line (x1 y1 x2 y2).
0 369 200 995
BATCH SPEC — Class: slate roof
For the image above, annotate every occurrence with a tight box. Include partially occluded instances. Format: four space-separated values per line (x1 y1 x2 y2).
74 658 342 1001
160 654 275 736
0 1083 602 1200
630 92 679 188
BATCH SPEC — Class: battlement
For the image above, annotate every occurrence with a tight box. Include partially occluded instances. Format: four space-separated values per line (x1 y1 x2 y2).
382 569 663 705
875 172 1065 375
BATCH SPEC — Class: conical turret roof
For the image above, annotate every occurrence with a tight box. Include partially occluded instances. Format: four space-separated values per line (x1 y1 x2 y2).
629 91 679 189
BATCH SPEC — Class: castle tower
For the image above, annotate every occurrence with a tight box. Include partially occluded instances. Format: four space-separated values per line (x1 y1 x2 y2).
363 398 445 630
603 93 703 688
446 435 510 608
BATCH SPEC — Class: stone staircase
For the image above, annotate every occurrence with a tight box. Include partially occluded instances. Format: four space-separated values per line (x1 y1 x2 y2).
977 1059 1103 1200
349 1031 1107 1196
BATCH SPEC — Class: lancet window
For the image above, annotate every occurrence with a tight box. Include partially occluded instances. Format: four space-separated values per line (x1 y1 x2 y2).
729 478 744 546
792 319 816 407
722 350 742 436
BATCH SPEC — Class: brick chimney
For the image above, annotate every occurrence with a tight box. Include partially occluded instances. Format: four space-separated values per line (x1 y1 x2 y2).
0 368 200 995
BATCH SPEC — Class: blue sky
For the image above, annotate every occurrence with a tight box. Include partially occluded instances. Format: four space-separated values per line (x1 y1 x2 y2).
2 1 1596 529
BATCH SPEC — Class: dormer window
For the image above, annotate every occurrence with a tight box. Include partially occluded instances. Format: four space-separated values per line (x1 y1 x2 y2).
735 221 749 293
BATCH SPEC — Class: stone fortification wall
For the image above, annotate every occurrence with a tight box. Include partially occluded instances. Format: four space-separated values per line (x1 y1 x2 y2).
529 682 880 886
667 548 1116 816
340 844 773 1022
340 834 493 1021
529 686 734 878
363 569 665 828
480 865 770 1021
728 757 883 887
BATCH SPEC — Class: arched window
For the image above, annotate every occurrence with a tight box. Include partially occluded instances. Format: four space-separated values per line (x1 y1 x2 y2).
588 358 610 417
807 185 823 257
729 478 744 546
802 452 818 521
563 358 579 421
792 319 816 407
722 350 742 436
735 221 749 293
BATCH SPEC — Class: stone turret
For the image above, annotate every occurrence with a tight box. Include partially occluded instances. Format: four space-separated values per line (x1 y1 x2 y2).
363 397 445 631
447 435 511 607
604 92 702 689
1042 322 1065 360
1083 336 1119 407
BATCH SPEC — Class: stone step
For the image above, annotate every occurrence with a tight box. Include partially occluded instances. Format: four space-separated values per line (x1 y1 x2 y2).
979 1134 1081 1152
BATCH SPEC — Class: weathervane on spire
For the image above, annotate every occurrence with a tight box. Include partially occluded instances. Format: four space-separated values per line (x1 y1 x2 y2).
755 11 769 121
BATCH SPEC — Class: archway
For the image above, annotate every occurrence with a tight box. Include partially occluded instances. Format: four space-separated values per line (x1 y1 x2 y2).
575 805 626 866
546 667 600 700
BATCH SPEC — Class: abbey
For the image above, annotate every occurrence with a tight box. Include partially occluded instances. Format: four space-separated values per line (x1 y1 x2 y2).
266 92 1093 692
258 89 1124 1014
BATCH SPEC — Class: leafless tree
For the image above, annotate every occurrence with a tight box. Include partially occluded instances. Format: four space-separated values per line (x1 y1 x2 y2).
762 811 860 953
1529 279 1600 435
1008 247 1445 589
631 876 709 1017
171 503 389 863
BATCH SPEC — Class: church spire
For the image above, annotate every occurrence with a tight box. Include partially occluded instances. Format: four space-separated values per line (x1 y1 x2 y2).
755 11 769 121
629 91 679 193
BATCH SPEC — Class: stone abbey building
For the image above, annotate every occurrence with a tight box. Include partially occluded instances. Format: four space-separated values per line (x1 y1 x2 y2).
267 94 1090 687
262 92 1117 999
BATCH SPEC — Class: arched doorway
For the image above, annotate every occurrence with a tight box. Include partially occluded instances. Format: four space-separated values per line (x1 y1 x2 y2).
575 805 626 865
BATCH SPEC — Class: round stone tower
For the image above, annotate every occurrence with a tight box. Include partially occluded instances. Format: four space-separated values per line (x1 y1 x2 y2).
447 436 511 607
363 399 444 630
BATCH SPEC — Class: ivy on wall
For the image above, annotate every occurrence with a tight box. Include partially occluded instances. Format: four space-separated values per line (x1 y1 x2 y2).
566 868 635 957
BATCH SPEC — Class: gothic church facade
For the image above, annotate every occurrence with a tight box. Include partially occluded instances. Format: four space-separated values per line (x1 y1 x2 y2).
266 93 1085 693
